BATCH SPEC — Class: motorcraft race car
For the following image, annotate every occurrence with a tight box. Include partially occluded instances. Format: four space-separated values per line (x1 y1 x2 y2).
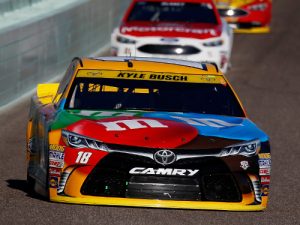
111 0 233 73
26 57 271 211
214 0 272 33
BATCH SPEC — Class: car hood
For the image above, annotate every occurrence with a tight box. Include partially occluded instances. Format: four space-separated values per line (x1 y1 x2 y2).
53 110 268 149
119 22 222 39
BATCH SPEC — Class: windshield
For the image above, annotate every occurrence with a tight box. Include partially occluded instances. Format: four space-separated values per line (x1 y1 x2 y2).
65 77 245 117
126 1 218 24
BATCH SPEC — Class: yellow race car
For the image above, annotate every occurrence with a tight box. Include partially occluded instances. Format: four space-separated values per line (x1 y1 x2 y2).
26 57 271 211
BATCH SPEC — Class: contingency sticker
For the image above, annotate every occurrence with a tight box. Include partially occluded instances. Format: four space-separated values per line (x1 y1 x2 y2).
258 159 271 168
49 177 59 188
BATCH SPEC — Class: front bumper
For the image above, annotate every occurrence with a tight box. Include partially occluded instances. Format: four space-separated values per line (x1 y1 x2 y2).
112 42 231 73
50 194 267 211
228 22 270 33
48 151 270 211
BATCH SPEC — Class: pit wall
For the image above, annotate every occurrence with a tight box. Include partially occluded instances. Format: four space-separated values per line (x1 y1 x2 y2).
0 0 42 14
0 0 131 107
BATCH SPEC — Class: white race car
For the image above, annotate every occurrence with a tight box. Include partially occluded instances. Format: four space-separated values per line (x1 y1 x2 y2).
111 0 234 73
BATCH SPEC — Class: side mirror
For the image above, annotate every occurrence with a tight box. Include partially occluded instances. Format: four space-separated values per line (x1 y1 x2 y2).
36 83 59 105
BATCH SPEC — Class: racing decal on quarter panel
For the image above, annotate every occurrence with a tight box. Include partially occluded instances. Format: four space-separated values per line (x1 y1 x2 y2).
97 119 168 131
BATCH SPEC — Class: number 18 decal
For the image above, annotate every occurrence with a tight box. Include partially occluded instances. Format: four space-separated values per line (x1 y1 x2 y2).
76 151 92 164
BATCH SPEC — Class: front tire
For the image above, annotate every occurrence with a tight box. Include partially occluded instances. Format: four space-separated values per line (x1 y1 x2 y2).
27 173 36 196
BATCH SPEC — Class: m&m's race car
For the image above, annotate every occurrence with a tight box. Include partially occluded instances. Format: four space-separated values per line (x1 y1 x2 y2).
214 0 272 33
111 0 233 73
26 57 271 211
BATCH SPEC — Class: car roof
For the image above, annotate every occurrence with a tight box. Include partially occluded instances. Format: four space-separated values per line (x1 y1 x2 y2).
76 57 222 75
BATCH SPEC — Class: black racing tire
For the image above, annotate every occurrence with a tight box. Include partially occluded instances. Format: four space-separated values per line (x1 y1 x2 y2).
27 173 36 196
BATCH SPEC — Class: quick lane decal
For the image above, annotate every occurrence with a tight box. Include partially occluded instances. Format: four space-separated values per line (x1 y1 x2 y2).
129 167 199 176
76 70 225 84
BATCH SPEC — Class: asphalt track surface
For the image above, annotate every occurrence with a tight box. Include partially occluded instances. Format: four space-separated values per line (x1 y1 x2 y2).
1 1 300 224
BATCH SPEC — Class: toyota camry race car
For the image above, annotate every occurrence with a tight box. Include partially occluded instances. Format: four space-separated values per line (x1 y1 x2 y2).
214 0 272 33
26 57 271 211
111 0 233 73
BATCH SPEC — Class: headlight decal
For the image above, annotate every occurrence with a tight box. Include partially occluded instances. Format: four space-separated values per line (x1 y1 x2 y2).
248 3 268 11
116 35 136 44
220 139 261 157
62 130 110 152
203 39 224 47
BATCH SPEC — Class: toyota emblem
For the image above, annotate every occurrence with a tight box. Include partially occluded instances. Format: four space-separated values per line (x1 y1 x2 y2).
154 150 176 166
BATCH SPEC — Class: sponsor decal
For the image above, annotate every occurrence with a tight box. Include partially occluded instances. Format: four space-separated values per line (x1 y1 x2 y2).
98 119 168 131
154 150 176 166
49 144 65 152
76 70 225 84
121 26 217 36
240 161 249 170
171 116 243 128
49 177 58 188
49 151 64 160
259 153 271 159
261 176 270 185
49 168 61 176
129 167 199 176
49 159 64 168
118 72 188 82
261 184 269 196
259 168 271 176
75 151 92 164
259 158 271 168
